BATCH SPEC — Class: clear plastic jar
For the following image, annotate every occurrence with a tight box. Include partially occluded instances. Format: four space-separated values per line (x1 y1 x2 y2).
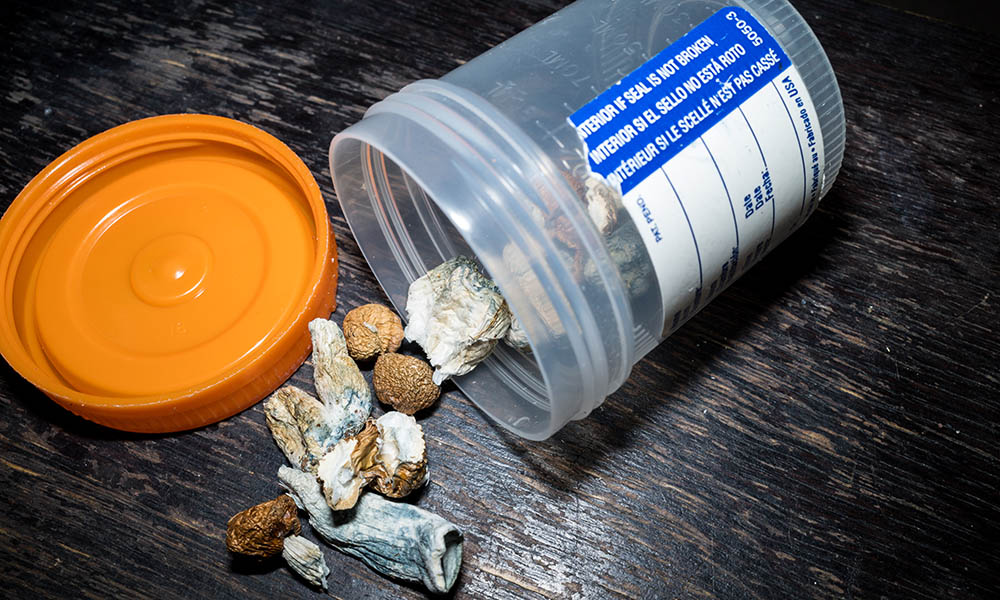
330 0 845 439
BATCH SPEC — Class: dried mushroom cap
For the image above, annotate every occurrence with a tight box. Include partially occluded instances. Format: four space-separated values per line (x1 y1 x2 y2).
282 534 330 590
376 412 425 465
343 303 405 361
369 457 428 499
373 353 440 415
404 256 512 385
350 418 381 472
315 412 428 507
317 439 365 510
369 411 429 498
226 494 301 558
316 420 380 511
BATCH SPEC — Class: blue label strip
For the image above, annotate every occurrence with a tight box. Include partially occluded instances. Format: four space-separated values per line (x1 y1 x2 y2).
569 7 791 195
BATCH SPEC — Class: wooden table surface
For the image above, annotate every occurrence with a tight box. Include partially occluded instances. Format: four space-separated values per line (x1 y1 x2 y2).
1 1 997 598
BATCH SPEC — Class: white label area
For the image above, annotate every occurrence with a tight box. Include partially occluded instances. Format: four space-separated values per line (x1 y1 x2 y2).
569 7 825 334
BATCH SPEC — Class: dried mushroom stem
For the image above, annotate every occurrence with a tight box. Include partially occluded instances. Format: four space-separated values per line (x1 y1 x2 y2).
226 494 301 558
280 466 463 595
282 534 330 590
309 318 372 440
264 386 339 473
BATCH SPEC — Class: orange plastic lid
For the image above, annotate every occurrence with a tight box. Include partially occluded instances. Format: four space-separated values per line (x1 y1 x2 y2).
0 114 338 433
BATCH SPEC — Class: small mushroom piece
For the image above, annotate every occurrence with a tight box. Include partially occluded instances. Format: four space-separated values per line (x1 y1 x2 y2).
343 303 405 361
226 494 301 558
582 225 651 298
373 353 440 415
316 420 380 510
367 411 429 498
504 314 532 353
583 175 619 236
282 534 330 590
404 256 512 384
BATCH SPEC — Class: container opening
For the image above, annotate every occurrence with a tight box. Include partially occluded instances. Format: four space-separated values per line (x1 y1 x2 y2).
341 139 559 436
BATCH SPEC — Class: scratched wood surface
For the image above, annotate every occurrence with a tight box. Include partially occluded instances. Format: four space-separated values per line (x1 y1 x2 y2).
1 0 998 598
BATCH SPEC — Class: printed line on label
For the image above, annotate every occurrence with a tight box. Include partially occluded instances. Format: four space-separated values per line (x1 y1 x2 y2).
770 78 809 222
664 170 704 293
700 137 740 255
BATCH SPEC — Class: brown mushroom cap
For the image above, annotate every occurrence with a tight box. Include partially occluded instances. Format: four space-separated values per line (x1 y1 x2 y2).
369 449 429 498
226 494 301 558
343 304 405 361
373 353 440 415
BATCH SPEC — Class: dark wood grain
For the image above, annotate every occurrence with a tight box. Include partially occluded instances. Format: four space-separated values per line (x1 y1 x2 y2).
1 1 998 598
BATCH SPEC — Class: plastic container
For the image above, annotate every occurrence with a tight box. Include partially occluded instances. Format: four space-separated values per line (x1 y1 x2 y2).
0 115 338 432
331 0 845 440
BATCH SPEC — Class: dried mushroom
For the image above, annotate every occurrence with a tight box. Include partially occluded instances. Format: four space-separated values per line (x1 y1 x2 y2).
280 466 463 594
264 386 340 472
504 314 531 353
583 175 619 236
343 303 404 361
255 326 463 594
309 318 372 440
373 353 440 415
316 420 379 510
583 226 651 298
226 494 301 558
405 256 511 384
316 413 427 505
316 439 367 511
368 411 429 498
282 534 330 590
